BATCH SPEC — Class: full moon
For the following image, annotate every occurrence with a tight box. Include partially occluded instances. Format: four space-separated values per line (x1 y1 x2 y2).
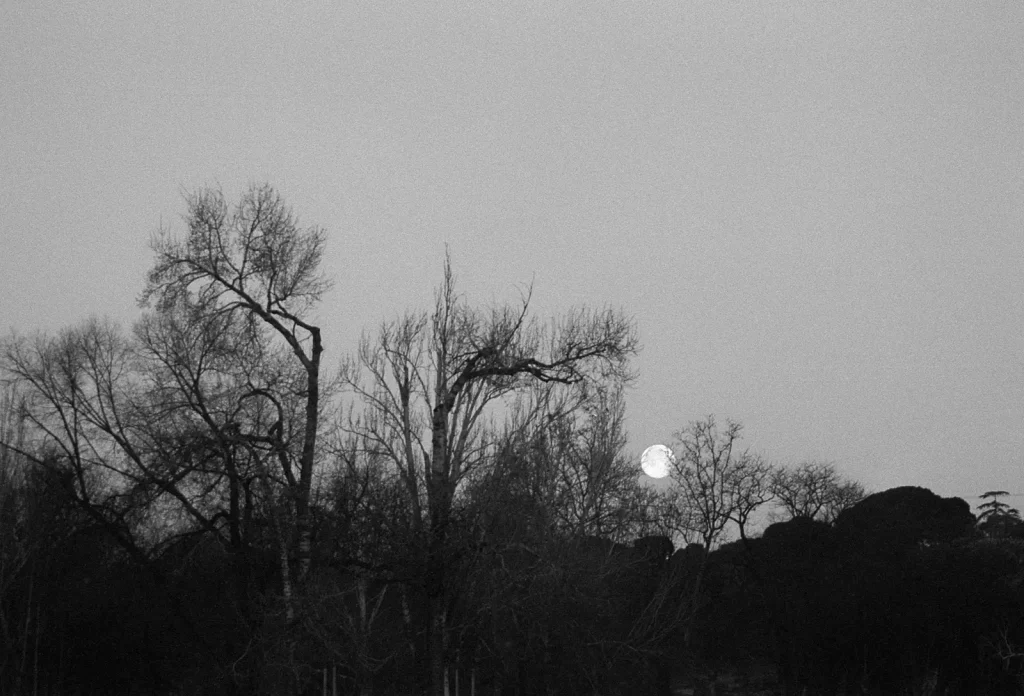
640 444 675 479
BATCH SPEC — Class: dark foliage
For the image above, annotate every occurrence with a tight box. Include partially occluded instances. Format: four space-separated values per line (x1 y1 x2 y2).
691 486 1024 696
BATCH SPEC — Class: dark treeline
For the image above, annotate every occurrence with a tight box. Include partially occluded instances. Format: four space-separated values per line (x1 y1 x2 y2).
2 186 1023 695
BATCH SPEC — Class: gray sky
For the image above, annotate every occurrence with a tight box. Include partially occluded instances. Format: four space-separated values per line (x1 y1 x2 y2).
3 2 1022 506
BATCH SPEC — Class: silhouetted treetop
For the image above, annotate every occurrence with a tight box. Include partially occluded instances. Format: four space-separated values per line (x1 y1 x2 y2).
835 486 975 555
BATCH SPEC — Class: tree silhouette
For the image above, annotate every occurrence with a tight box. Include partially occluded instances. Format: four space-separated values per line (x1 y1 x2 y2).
144 184 331 590
339 254 639 696
977 491 1022 538
770 460 865 524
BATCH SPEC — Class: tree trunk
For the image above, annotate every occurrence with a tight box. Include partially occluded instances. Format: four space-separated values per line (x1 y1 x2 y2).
296 336 321 584
16 566 33 696
429 594 447 696
259 464 295 622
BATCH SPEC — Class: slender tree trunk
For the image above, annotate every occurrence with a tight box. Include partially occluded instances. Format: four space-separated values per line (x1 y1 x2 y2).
682 542 715 650
225 453 242 548
400 584 418 661
279 536 295 623
426 387 453 696
31 605 40 696
56 619 64 696
429 593 447 696
17 565 33 696
259 462 295 622
295 330 321 584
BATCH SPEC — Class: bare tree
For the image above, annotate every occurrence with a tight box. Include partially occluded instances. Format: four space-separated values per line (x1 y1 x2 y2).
724 452 775 545
2 321 158 561
662 416 773 648
487 384 662 544
143 184 331 585
2 185 332 636
664 416 772 550
339 254 638 696
3 306 297 567
134 288 312 621
553 386 665 542
771 460 865 524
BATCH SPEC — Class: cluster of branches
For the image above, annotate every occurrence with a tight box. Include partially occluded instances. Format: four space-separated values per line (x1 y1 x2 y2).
770 460 866 525
331 250 666 695
0 185 688 696
658 417 866 553
0 184 890 696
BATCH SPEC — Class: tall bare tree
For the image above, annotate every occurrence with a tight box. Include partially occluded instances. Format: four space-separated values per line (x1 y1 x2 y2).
2 185 332 637
143 184 331 584
339 255 638 696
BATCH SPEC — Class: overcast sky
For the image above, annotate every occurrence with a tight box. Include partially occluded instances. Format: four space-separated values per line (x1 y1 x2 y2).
2 2 1022 507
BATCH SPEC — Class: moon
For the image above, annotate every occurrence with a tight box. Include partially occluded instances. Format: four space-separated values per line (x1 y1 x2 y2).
641 444 675 479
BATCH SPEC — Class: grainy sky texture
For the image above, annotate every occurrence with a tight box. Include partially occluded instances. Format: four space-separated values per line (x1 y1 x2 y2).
2 2 1022 506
